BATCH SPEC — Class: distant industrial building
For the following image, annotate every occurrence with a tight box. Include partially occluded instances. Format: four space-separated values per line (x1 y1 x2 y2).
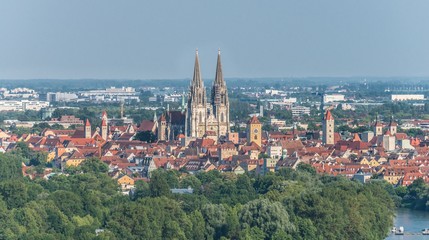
391 94 425 101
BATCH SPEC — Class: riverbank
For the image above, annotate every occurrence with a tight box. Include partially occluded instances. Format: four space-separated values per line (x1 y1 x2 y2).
386 208 429 239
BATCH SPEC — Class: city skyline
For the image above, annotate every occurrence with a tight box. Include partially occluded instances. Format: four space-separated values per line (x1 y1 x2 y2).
1 0 429 79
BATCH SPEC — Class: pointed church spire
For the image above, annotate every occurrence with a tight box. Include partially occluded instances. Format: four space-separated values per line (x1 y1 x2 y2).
374 114 382 127
292 122 297 140
212 49 228 107
192 49 203 88
190 49 206 106
181 92 185 112
389 115 397 126
214 48 224 86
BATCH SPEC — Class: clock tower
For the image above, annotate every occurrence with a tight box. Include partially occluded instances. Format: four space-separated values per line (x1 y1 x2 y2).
247 116 262 147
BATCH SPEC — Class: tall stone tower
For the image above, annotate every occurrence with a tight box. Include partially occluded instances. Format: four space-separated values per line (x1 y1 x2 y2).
247 116 262 147
374 115 383 136
388 116 397 135
101 111 108 140
158 114 167 141
211 49 230 137
322 110 335 145
101 118 108 140
85 119 91 139
101 110 108 123
187 50 207 138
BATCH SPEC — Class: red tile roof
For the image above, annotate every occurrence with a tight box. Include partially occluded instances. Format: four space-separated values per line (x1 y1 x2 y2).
139 120 156 132
325 110 334 120
248 116 260 124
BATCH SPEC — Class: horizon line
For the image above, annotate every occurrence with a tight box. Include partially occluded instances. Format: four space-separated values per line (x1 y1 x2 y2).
1 76 429 81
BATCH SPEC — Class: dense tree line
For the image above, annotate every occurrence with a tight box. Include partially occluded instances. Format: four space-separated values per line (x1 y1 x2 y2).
390 178 429 211
0 153 395 239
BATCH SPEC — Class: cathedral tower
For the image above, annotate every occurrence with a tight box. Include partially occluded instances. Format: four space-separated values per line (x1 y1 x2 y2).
211 49 230 137
186 49 230 139
187 49 207 138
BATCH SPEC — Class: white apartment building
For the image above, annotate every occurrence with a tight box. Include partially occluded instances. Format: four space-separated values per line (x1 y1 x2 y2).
80 87 140 102
323 94 345 103
267 145 283 159
391 94 425 101
265 89 286 96
282 97 297 103
46 92 78 102
0 100 49 111
1 88 38 99
291 106 310 117
269 118 286 127
163 94 182 102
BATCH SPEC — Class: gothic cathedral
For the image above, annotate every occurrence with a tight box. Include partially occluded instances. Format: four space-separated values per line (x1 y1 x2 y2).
186 49 230 139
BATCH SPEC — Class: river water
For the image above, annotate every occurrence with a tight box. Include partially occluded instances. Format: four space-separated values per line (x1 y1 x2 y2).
386 208 429 240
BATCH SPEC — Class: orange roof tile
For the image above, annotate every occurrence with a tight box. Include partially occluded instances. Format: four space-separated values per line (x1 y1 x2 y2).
325 110 334 120
248 116 260 124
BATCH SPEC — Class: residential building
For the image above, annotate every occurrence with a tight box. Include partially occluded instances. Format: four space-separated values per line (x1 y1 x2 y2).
267 145 282 159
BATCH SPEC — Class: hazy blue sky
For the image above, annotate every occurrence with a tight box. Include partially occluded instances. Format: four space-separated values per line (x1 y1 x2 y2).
1 0 429 79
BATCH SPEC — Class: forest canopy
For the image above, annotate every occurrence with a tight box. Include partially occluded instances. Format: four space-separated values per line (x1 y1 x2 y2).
0 154 395 240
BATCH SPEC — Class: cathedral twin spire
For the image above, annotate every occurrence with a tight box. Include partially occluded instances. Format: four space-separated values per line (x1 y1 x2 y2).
187 49 230 138
214 49 224 86
192 49 224 86
189 49 206 106
192 49 203 88
212 49 228 106
190 49 227 108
